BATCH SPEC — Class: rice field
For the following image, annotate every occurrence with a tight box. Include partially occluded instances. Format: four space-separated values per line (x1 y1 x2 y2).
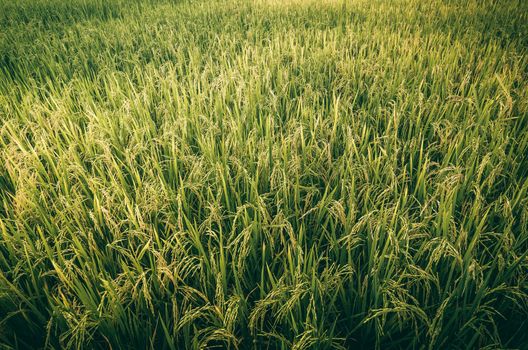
0 0 527 348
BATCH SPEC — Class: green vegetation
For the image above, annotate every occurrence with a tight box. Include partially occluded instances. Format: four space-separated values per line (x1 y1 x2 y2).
1 0 527 348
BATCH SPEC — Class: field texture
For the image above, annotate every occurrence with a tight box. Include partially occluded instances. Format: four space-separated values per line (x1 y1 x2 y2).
1 0 527 348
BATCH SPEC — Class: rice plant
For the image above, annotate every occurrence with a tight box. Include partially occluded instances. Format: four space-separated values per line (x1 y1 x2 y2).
0 0 527 348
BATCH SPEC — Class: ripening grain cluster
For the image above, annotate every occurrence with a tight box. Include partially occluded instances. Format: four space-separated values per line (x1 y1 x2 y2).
0 0 527 348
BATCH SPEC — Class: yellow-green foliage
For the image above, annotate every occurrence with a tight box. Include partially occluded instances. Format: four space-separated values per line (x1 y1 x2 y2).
0 0 527 348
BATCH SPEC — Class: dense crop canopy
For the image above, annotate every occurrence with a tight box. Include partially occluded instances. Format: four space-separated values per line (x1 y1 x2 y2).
0 0 527 348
